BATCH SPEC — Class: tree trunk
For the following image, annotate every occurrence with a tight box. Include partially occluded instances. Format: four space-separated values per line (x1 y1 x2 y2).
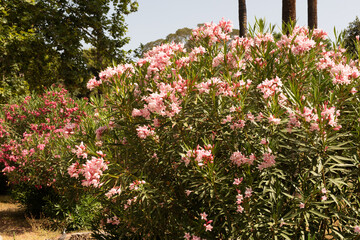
282 0 296 33
239 0 247 37
308 0 317 29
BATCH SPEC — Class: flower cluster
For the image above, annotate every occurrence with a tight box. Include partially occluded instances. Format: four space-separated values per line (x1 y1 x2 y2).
230 151 255 167
0 86 88 187
182 145 214 167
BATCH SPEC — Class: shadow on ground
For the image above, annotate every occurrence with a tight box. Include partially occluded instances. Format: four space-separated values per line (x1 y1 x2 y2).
0 198 32 236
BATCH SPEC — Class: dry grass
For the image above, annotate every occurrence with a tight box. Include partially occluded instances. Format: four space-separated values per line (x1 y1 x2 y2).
0 195 61 240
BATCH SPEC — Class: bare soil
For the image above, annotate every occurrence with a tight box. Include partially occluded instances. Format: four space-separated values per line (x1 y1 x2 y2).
0 195 96 240
0 195 60 240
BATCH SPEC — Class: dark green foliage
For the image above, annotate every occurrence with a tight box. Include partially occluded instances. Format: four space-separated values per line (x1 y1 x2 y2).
11 183 100 230
0 0 138 97
11 183 57 218
0 163 9 195
344 17 360 58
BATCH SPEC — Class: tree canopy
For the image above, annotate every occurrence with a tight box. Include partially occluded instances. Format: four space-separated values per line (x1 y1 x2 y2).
0 0 138 97
344 17 360 59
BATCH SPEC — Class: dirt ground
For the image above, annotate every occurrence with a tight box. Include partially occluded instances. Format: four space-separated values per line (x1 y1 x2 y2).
0 195 60 240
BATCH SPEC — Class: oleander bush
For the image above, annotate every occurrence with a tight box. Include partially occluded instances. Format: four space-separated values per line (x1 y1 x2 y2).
0 85 100 229
73 20 360 239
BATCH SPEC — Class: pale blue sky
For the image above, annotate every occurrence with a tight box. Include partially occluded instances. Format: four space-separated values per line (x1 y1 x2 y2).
123 0 360 50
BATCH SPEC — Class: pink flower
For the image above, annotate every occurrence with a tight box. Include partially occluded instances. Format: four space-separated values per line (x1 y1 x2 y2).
236 192 244 205
230 120 246 129
268 114 281 125
105 187 122 199
244 188 252 198
221 114 233 124
354 225 360 234
184 232 191 240
200 212 208 220
37 144 45 150
230 151 252 166
95 126 108 140
321 188 327 194
204 220 213 231
233 177 243 185
79 156 108 187
136 125 155 139
129 180 146 190
246 112 255 121
351 87 357 94
237 205 244 213
258 152 276 170
153 118 161 127
72 142 87 159
299 202 305 209
321 195 327 201
63 123 77 136
87 77 102 90
185 190 193 196
257 76 283 99
106 216 120 225
260 138 267 145
68 162 80 179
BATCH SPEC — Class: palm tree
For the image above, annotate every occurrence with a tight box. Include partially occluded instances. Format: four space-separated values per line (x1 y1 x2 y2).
239 0 247 37
308 0 317 29
282 0 296 33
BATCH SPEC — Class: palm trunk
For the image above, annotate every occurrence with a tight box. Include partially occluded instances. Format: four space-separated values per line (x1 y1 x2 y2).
282 0 296 33
308 0 317 29
239 0 247 37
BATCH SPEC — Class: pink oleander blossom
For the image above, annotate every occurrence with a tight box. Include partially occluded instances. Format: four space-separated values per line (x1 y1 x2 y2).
258 152 276 170
37 144 45 150
129 180 146 191
87 77 102 90
105 187 122 199
68 162 80 179
245 187 252 198
200 212 208 220
68 157 108 187
184 233 191 240
268 114 281 125
95 126 108 140
182 145 214 167
230 151 254 166
106 216 120 225
257 76 283 99
71 142 87 159
191 18 232 46
233 177 243 185
136 125 155 139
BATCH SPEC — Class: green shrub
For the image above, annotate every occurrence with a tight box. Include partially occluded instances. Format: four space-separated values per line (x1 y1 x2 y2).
70 20 360 239
0 85 98 230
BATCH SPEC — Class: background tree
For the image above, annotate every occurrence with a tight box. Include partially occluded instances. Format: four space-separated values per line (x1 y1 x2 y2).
344 17 360 58
0 0 36 103
308 0 317 29
0 0 138 96
282 0 296 33
238 0 247 37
